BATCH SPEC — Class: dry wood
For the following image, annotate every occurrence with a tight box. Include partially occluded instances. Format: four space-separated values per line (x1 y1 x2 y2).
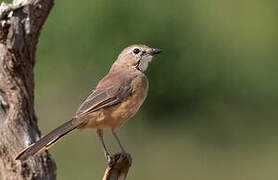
0 0 56 179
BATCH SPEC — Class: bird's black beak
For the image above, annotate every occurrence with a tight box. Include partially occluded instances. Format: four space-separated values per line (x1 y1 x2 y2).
146 48 163 56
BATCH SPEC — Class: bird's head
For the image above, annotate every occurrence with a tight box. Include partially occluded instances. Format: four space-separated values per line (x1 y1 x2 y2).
111 44 163 72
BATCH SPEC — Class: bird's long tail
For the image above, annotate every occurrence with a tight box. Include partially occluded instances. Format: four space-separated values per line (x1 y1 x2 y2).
15 118 82 161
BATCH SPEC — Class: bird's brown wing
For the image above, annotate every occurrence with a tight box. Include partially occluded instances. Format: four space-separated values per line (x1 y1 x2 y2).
75 80 133 117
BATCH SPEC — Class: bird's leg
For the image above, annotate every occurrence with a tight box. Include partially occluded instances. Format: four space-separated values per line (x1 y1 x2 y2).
112 129 126 154
112 129 132 165
97 129 113 165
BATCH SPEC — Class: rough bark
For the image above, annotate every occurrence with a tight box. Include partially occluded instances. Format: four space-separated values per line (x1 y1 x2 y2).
0 0 56 179
103 153 132 180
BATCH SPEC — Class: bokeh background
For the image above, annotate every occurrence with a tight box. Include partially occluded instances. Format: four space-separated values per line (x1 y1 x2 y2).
10 0 278 179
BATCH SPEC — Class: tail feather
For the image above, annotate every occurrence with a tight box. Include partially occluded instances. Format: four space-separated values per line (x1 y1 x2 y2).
15 118 81 161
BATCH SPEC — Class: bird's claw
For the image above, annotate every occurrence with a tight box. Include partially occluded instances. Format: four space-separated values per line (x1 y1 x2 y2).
120 152 132 166
105 152 132 167
105 153 115 167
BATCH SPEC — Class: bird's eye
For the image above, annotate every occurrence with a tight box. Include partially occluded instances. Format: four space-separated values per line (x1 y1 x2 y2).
133 48 140 54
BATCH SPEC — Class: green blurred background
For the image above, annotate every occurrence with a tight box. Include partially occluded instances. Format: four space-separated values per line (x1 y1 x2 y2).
14 0 278 179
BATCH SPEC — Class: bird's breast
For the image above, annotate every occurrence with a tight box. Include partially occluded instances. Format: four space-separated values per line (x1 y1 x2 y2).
109 75 148 125
102 74 148 128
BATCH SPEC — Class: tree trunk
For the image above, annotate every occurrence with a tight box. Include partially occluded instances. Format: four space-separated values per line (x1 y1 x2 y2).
0 0 56 179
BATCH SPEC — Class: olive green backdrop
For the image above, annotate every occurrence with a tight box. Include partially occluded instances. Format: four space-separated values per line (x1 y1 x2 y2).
14 0 278 179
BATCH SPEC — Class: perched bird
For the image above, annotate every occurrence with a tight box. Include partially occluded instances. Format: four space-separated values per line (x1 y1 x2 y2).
15 44 162 163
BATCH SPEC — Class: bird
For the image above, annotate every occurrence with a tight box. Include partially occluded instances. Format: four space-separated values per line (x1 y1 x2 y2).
15 44 163 164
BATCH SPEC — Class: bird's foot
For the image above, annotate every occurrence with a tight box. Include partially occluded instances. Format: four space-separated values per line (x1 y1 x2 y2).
105 152 132 167
105 153 115 167
115 152 132 166
121 152 132 166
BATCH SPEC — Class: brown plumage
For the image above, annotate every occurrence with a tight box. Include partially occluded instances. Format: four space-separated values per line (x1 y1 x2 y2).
15 44 162 162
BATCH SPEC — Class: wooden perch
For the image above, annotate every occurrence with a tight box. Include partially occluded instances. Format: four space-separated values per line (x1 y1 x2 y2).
103 153 132 180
